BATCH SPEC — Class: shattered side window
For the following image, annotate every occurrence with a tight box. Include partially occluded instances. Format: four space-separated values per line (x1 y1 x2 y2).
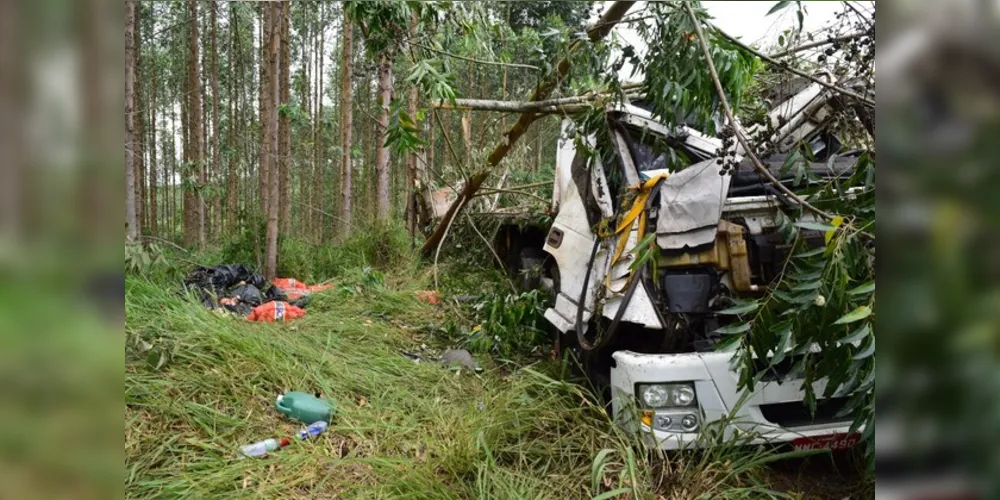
624 127 672 173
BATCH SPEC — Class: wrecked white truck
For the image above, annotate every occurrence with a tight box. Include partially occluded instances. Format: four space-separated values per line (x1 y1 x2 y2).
485 77 865 450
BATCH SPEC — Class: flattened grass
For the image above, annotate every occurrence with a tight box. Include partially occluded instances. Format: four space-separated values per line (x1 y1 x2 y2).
126 269 646 499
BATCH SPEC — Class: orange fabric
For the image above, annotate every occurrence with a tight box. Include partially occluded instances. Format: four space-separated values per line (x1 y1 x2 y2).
247 301 307 323
307 283 333 293
273 278 309 290
273 278 334 300
416 290 442 305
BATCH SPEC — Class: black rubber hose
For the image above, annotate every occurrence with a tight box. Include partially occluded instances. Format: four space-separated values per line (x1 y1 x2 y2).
575 237 602 351
601 266 644 349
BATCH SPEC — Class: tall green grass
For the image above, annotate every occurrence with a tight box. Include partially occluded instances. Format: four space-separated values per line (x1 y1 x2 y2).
126 229 870 498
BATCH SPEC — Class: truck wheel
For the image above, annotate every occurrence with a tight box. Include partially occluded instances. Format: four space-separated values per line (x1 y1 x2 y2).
516 247 546 291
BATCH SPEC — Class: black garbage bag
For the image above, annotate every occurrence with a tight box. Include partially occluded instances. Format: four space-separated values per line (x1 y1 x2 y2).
184 264 270 308
229 283 264 306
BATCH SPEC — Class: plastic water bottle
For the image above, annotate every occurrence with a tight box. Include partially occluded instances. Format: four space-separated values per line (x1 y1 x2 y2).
240 438 288 458
295 421 328 440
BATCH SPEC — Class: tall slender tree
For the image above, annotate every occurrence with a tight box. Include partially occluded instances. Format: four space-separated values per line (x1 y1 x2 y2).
148 12 158 238
184 0 203 246
278 1 291 234
226 2 238 233
210 2 221 238
311 3 326 241
339 9 353 237
375 55 392 222
134 2 146 236
259 4 271 216
264 1 283 279
125 0 138 241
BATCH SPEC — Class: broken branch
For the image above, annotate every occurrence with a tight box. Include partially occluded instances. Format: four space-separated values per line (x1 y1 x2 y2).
711 24 874 108
433 88 644 114
683 2 835 222
768 32 867 59
419 1 636 255
415 43 541 72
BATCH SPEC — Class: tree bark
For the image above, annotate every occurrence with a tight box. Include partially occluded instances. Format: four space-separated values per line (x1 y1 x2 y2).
149 12 158 238
226 2 237 233
304 2 314 239
183 0 203 247
279 1 291 234
339 12 353 237
259 4 270 217
419 1 635 254
210 2 221 239
125 0 138 241
134 3 145 236
312 4 325 241
264 2 283 279
375 54 392 222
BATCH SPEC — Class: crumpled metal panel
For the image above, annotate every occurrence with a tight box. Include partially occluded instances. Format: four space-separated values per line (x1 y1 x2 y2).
655 159 732 250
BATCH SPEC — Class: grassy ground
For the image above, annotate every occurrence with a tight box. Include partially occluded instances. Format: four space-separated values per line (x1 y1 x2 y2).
125 235 871 499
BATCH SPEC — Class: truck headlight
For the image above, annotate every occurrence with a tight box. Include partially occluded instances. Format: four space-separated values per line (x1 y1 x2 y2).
637 383 698 408
639 385 670 408
671 385 696 407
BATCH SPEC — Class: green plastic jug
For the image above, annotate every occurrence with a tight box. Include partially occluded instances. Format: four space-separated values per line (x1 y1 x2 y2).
275 391 335 424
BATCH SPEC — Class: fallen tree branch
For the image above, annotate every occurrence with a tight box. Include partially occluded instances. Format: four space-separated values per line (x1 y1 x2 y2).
711 24 875 108
415 43 541 72
476 187 550 206
419 1 636 255
434 88 643 114
684 2 835 222
768 32 867 59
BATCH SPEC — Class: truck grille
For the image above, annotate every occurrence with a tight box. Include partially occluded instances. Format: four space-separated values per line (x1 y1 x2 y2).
759 397 852 428
752 355 803 382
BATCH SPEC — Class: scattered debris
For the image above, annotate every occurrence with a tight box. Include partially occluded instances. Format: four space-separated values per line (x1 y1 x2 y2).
441 349 482 373
247 301 307 323
183 265 333 322
416 290 442 305
240 421 329 458
240 437 287 458
400 351 422 363
276 391 335 424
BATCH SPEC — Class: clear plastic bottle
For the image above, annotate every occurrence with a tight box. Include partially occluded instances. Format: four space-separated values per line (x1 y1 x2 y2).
240 438 288 458
295 421 328 440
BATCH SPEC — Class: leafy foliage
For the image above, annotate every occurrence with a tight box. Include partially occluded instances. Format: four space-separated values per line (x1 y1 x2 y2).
629 2 761 134
716 152 876 458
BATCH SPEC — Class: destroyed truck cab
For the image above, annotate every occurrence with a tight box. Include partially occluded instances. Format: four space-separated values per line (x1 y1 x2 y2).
533 79 862 450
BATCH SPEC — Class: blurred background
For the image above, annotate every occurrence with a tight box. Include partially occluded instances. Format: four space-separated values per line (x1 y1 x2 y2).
2 0 1000 497
877 0 1000 498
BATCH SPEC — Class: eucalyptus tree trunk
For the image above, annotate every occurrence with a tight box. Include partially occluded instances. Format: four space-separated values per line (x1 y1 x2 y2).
134 4 145 236
149 29 158 238
339 12 353 237
264 1 283 279
184 0 203 247
311 4 325 241
210 2 221 239
375 55 392 222
259 4 270 217
125 0 138 241
278 2 291 234
226 2 237 233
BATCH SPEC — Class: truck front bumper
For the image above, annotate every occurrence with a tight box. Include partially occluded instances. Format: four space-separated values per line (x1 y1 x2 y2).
610 350 854 450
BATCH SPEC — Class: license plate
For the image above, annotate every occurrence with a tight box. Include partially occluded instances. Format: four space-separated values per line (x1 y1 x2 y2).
792 433 859 451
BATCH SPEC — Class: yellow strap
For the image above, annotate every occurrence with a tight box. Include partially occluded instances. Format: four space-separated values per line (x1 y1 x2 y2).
604 173 669 291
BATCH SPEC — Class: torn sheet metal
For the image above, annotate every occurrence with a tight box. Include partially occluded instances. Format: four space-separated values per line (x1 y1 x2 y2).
655 159 732 250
